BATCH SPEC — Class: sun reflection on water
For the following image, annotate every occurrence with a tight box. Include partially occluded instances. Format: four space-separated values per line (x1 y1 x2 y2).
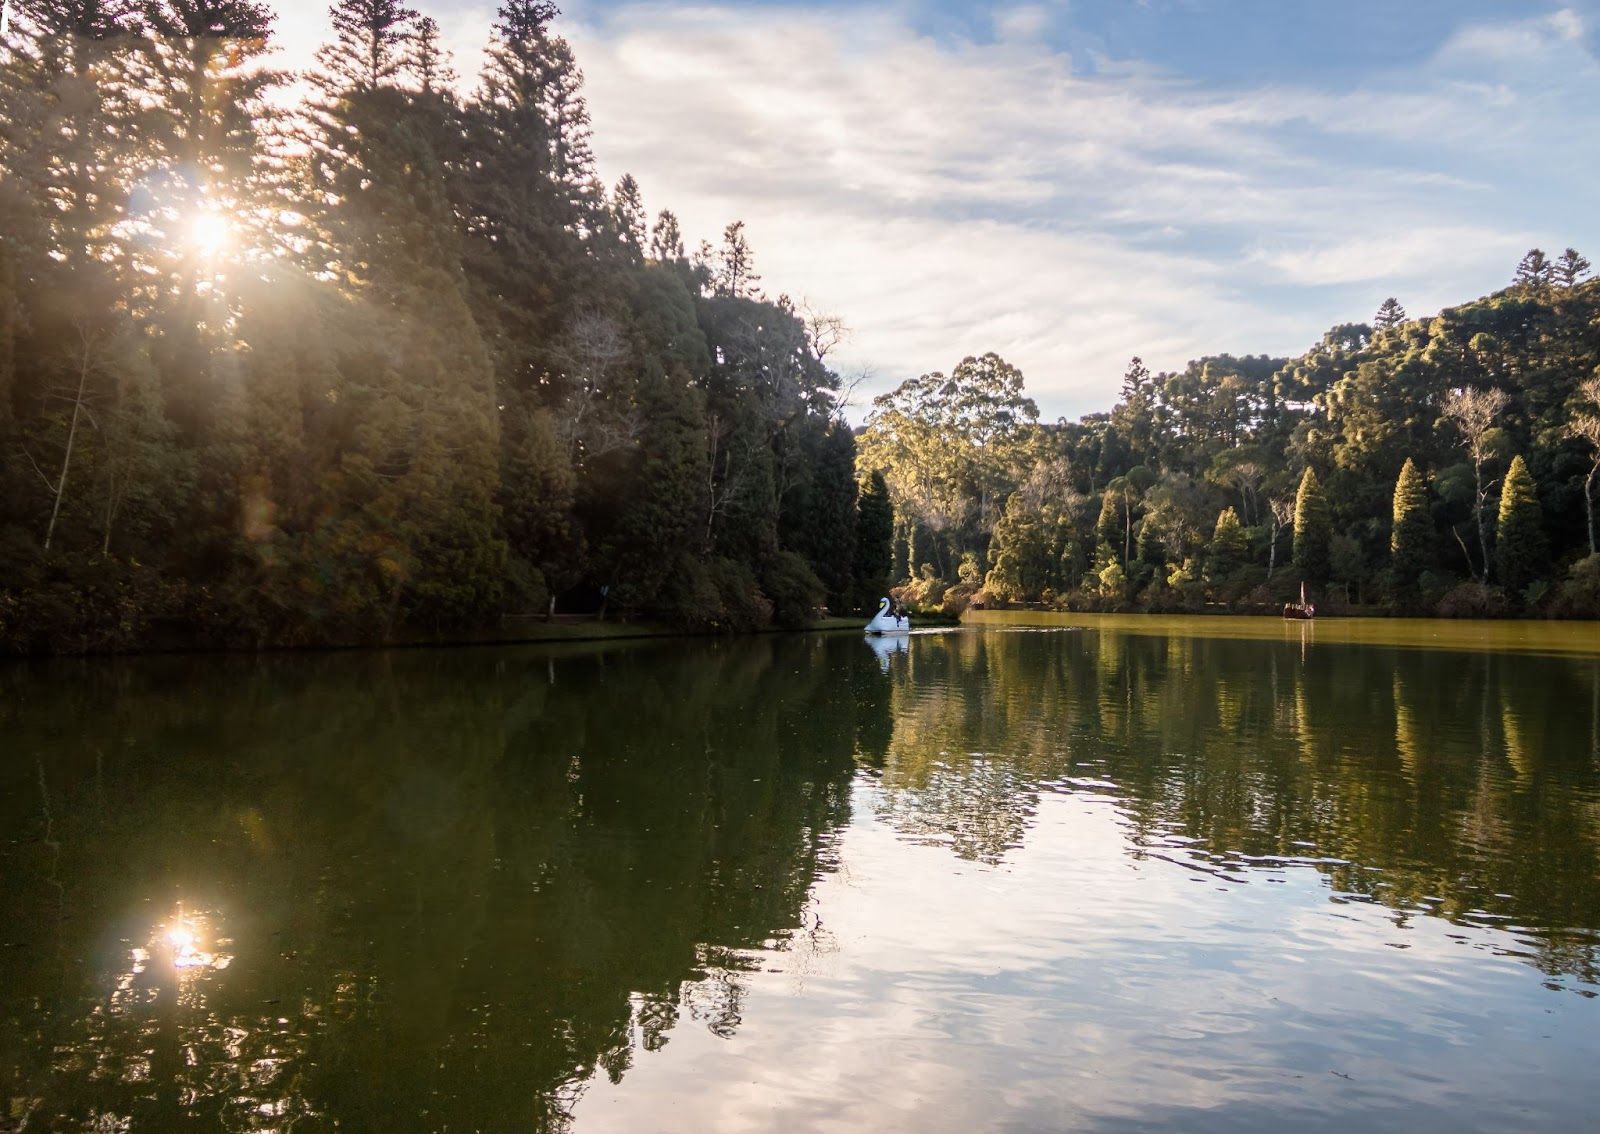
160 912 232 974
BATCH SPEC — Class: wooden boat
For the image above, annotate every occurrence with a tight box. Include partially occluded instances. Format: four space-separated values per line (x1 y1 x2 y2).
1283 582 1315 620
865 597 911 635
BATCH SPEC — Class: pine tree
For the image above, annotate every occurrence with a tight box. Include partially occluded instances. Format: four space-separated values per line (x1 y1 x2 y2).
1292 466 1331 585
1094 489 1120 563
1555 248 1592 288
609 173 646 258
1495 454 1546 601
852 469 893 611
649 209 685 262
408 15 456 94
1136 516 1166 573
135 0 281 307
460 0 601 393
714 220 759 298
314 0 419 93
1514 248 1552 288
1205 507 1248 581
1388 457 1428 609
0 0 143 279
779 418 857 612
1373 297 1406 329
599 361 708 615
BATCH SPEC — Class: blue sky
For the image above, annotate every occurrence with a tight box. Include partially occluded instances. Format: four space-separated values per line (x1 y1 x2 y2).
268 0 1600 419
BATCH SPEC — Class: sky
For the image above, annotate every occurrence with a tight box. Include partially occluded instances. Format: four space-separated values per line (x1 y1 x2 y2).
264 0 1600 421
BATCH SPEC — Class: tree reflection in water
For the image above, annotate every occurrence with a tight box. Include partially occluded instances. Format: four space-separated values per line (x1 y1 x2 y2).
2 625 1598 1128
868 627 1600 988
0 638 877 1130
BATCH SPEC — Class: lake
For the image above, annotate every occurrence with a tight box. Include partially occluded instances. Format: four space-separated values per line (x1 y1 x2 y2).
2 618 1599 1132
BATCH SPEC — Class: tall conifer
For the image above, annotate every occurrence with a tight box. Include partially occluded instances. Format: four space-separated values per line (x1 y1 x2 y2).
1495 454 1545 601
1292 466 1330 585
1389 457 1428 609
852 470 894 612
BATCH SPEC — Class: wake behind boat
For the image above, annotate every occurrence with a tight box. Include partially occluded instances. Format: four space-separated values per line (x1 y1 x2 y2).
865 597 910 635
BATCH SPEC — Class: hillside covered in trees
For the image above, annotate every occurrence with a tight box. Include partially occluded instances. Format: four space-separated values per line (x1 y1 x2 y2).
859 253 1600 620
4 4 1597 655
0 0 891 652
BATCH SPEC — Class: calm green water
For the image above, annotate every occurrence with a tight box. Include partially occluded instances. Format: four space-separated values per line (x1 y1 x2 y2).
3 623 1599 1132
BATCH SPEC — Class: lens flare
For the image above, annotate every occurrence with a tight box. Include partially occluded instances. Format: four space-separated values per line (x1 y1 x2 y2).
190 212 230 259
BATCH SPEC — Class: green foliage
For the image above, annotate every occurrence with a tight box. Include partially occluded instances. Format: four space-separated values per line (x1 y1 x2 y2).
1205 507 1248 582
851 471 894 614
761 551 826 629
1495 454 1546 602
1389 457 1429 608
1435 581 1507 619
1095 491 1120 557
4 3 1599 648
1553 554 1600 617
1292 467 1331 585
857 352 1039 577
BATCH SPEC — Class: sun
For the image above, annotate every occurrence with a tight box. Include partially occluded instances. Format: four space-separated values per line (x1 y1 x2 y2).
189 211 231 259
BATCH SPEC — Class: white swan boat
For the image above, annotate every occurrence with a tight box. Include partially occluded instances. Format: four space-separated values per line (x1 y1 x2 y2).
865 597 910 635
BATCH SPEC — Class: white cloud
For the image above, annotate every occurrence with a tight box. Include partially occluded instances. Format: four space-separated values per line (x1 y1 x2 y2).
1246 226 1533 289
566 5 1600 416
264 1 1600 419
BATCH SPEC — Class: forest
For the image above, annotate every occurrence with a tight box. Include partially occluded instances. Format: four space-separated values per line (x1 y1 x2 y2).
859 258 1600 621
0 0 889 652
2 3 1597 656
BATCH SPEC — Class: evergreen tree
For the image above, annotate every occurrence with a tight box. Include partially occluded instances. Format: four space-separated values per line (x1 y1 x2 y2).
1388 457 1428 609
779 418 857 612
1292 466 1331 585
1136 516 1166 574
986 497 1046 602
852 469 893 611
1495 454 1546 601
135 0 282 353
714 220 759 298
1111 356 1155 466
314 0 419 92
1556 248 1592 288
1205 507 1248 581
1513 248 1552 288
609 173 647 259
649 209 685 262
460 0 600 394
1373 297 1406 329
1094 490 1120 563
598 361 707 616
408 15 456 94
0 0 142 280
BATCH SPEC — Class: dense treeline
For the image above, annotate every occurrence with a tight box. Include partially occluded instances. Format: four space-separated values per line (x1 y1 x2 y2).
0 0 890 652
860 253 1600 619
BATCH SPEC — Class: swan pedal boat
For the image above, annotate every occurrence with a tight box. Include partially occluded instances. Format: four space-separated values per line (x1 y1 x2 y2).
865 597 911 635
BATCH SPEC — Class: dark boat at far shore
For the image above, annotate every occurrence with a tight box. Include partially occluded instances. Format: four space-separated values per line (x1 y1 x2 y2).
1283 582 1315 620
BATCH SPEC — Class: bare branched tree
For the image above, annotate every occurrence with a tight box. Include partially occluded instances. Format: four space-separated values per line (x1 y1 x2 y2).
1267 495 1295 579
552 310 637 464
1443 386 1510 580
1567 375 1600 555
1220 460 1264 526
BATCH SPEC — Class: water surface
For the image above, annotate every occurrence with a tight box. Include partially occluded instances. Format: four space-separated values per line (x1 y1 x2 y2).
2 620 1599 1131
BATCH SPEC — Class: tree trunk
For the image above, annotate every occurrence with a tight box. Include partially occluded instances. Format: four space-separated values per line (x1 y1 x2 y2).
44 340 93 551
1472 458 1491 582
1586 462 1598 556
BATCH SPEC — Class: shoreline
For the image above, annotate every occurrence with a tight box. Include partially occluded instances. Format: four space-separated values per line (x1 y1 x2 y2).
962 608 1600 657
